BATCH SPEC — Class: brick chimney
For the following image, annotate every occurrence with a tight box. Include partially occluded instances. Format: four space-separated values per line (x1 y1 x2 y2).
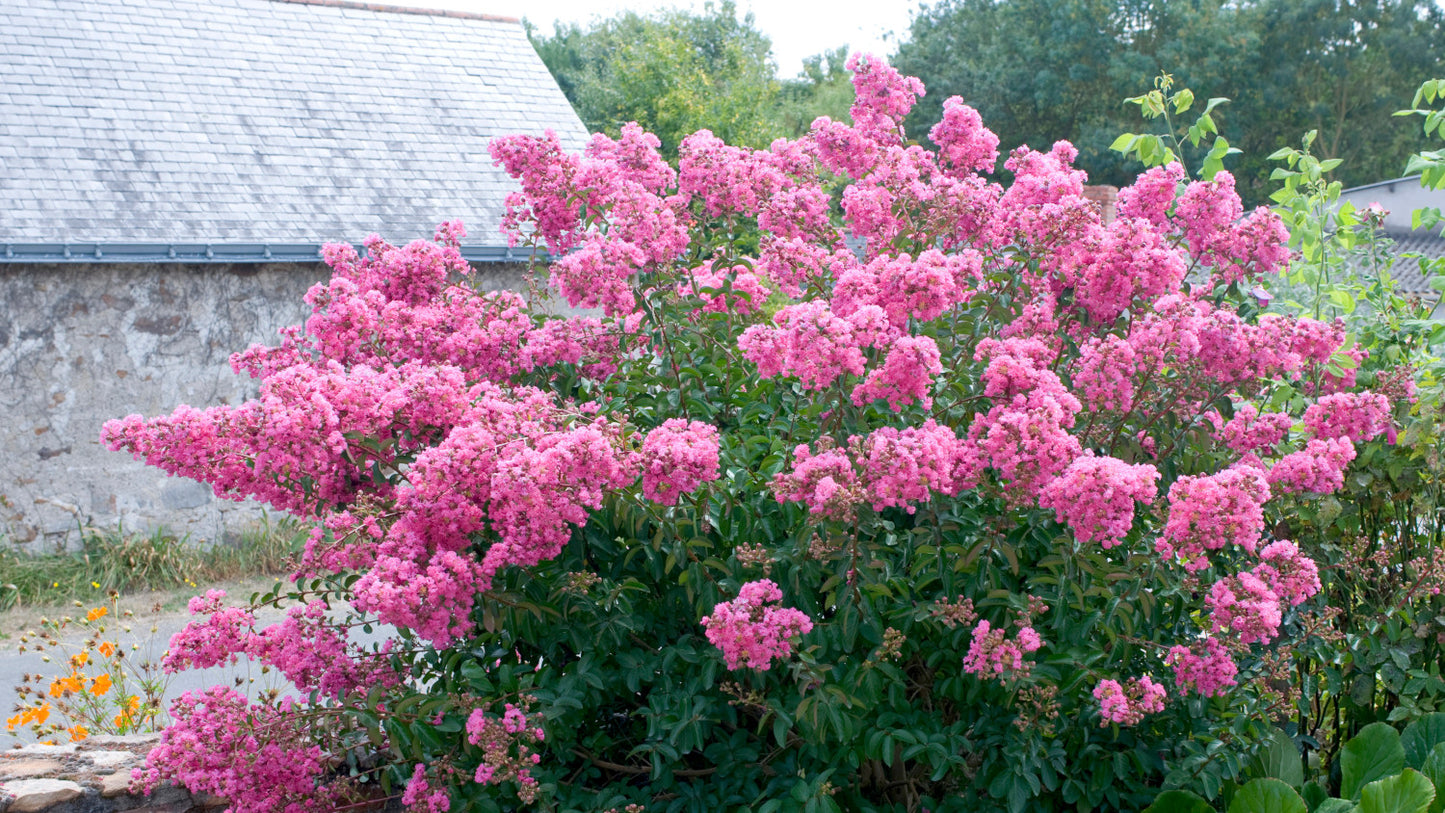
1082 185 1119 223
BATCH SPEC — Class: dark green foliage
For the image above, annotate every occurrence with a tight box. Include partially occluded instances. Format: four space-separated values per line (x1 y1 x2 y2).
894 0 1445 202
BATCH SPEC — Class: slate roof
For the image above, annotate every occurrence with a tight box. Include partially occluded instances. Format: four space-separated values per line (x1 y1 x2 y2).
0 0 589 254
1382 230 1445 293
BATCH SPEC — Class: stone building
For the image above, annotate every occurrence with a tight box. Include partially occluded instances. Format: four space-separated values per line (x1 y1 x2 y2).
0 0 588 547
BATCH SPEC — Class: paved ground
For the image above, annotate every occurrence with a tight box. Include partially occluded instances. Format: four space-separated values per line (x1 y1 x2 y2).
0 579 392 744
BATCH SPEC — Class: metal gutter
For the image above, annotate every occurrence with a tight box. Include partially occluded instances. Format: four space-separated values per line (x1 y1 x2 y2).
0 243 551 264
1338 175 1426 195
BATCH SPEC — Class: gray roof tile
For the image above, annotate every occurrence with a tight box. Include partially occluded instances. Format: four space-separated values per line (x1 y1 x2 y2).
0 0 587 246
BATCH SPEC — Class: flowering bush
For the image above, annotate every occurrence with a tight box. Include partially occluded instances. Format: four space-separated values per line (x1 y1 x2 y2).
103 55 1416 812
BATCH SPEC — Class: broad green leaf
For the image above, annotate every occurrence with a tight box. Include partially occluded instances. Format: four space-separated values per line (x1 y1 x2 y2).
1402 713 1445 768
1343 723 1407 801
1250 729 1306 788
1359 769 1435 813
1316 800 1358 813
1173 88 1195 113
1111 133 1139 152
1229 778 1308 813
1144 790 1214 813
1422 744 1445 813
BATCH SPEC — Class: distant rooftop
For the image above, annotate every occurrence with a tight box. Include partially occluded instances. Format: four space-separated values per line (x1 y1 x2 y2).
1337 176 1445 292
0 0 588 253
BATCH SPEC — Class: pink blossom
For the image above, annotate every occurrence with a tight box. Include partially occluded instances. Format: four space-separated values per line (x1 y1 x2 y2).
1303 392 1393 442
963 619 1043 680
134 688 334 813
929 96 999 175
1116 162 1184 227
1160 465 1271 569
1071 335 1136 412
1255 540 1322 606
1217 405 1293 454
852 335 943 411
1206 571 1283 645
852 420 973 511
640 419 721 505
701 580 814 670
1267 437 1357 494
1094 676 1168 726
402 765 451 813
1166 638 1239 698
738 300 889 390
772 444 860 518
1038 453 1159 548
681 264 772 315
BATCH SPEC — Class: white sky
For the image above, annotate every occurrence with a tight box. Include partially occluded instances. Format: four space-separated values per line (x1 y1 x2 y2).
418 0 922 79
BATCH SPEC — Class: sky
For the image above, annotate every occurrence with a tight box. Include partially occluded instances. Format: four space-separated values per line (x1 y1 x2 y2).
414 0 923 79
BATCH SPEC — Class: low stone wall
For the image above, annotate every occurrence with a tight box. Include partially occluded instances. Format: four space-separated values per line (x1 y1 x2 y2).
0 734 212 812
0 260 534 549
0 736 401 812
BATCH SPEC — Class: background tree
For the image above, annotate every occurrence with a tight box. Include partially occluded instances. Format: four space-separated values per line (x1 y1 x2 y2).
526 1 784 155
894 0 1444 203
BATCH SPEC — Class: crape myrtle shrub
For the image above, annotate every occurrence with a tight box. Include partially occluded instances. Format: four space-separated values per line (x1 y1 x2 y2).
103 55 1416 813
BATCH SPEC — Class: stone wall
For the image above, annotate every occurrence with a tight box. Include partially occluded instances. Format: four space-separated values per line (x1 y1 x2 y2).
0 261 532 549
0 736 399 812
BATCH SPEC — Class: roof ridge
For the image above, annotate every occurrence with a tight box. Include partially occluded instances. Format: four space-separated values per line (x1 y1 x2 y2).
268 0 519 24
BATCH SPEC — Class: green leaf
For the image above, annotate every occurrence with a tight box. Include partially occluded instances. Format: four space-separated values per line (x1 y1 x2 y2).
1250 729 1306 788
1402 714 1445 769
1111 133 1139 152
1359 769 1435 813
1342 723 1407 801
1316 800 1358 813
1421 744 1445 813
1173 88 1195 114
1144 790 1214 813
1228 778 1308 813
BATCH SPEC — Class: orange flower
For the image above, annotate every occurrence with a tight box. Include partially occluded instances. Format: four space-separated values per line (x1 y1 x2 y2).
49 675 84 697
5 713 22 731
99 641 116 658
69 651 89 669
91 673 112 696
66 725 88 742
86 607 108 622
34 703 50 725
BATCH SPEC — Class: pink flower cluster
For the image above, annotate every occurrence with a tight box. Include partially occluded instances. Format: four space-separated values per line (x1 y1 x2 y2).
774 422 982 517
402 764 452 813
1165 639 1239 698
1205 572 1282 645
929 95 1000 175
962 619 1043 680
1217 405 1293 454
681 263 772 315
1094 676 1167 726
467 702 547 803
1303 392 1394 442
133 688 336 813
640 419 721 505
1038 453 1160 548
164 591 396 701
701 580 814 670
1159 466 1271 570
1268 437 1358 494
739 300 890 390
